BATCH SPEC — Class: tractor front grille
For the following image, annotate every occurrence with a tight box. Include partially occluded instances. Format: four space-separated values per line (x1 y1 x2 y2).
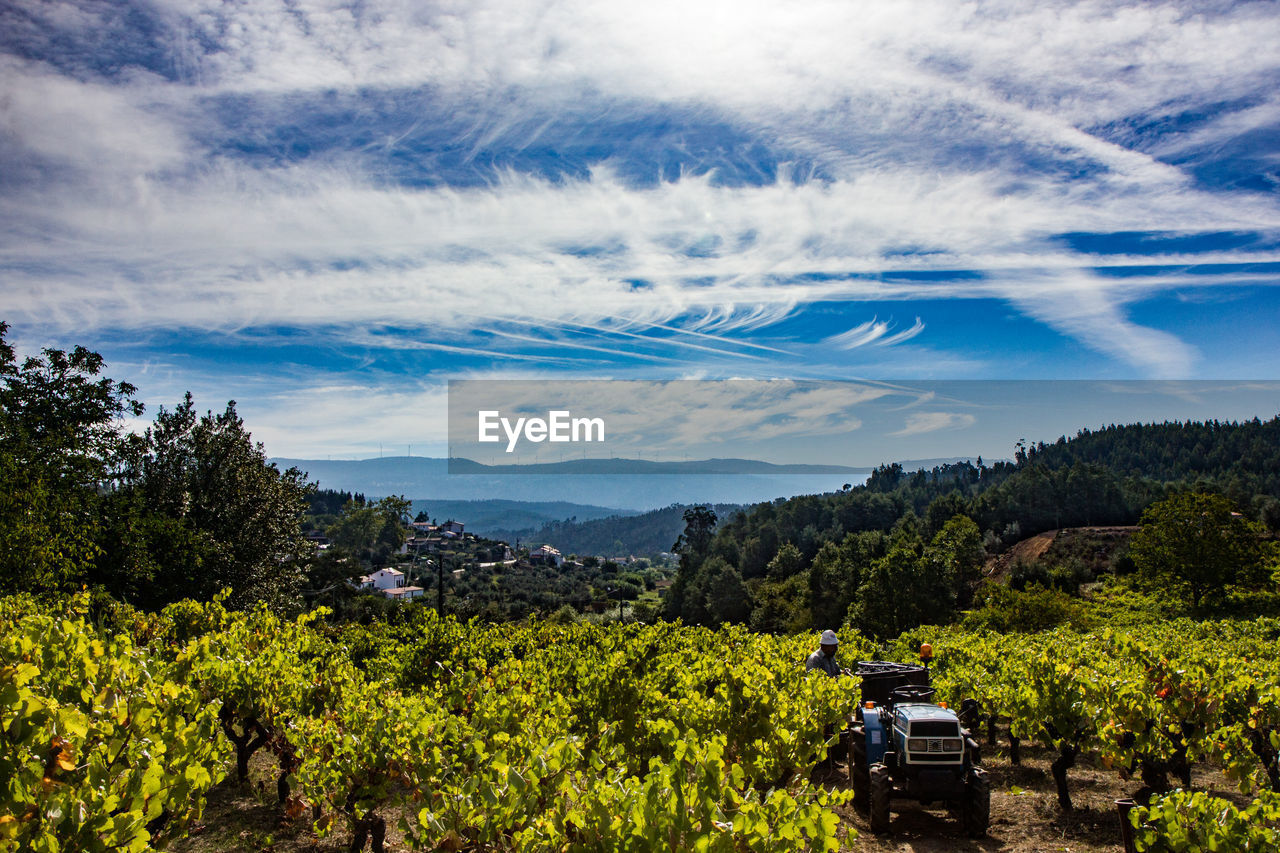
905 736 964 763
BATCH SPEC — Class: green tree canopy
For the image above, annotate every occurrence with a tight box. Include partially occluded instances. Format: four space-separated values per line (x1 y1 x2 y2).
672 506 718 571
0 323 143 594
105 393 315 611
1129 491 1265 608
326 495 411 568
766 542 805 581
847 522 960 639
926 514 986 607
666 506 719 622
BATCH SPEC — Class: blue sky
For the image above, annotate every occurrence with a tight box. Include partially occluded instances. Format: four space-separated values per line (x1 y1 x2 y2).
2 0 1279 459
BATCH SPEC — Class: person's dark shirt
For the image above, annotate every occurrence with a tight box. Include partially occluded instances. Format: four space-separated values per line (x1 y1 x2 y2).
806 648 840 677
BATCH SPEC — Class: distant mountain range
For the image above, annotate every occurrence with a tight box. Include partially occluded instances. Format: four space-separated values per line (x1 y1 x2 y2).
270 455 978 511
405 499 628 533
444 457 868 475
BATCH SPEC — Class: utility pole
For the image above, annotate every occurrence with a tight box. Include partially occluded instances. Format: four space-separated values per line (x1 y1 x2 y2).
437 554 445 616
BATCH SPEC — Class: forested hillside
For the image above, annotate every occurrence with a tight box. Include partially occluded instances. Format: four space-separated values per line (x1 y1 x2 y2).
489 503 747 558
669 417 1280 633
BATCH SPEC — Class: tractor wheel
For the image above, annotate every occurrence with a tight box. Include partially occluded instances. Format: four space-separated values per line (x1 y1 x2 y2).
962 767 990 838
852 764 869 809
851 742 869 809
869 763 891 834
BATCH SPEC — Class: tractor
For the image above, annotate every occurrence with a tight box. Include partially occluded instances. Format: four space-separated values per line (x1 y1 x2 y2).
845 646 989 836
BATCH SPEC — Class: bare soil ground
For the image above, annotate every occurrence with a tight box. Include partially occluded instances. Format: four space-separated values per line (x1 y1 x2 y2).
985 530 1059 583
984 526 1140 586
171 739 1237 853
829 741 1238 853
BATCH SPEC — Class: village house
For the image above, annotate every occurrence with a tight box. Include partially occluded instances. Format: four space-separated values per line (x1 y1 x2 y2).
529 544 563 568
355 567 425 600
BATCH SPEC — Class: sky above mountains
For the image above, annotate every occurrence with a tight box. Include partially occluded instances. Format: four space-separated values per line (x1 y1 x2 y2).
2 1 1279 459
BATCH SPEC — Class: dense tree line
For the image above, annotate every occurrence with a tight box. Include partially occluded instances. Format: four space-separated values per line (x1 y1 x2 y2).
0 323 314 611
307 488 365 517
669 416 1280 636
1019 420 1280 497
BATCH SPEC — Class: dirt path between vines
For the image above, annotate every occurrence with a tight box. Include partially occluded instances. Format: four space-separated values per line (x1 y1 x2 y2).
173 742 1237 852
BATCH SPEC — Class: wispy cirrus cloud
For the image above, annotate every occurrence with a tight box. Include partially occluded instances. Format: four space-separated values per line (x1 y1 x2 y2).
3 1 1280 455
824 318 926 350
891 411 979 437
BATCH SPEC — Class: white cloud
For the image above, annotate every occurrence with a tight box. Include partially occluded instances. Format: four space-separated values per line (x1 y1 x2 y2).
2 160 1272 376
823 317 926 349
992 269 1201 378
2 0 1279 390
235 382 451 460
0 57 186 197
892 411 978 436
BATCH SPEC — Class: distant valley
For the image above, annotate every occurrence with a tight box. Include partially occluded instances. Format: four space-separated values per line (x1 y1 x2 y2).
277 455 980 556
271 455 977 512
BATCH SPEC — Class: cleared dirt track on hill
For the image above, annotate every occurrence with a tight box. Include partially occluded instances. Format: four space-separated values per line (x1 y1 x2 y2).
984 529 1059 583
984 526 1141 585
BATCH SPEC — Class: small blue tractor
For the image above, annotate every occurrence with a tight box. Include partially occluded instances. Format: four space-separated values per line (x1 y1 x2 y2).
846 647 989 836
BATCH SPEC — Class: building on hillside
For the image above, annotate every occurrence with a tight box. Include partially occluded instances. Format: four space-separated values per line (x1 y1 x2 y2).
399 536 435 556
354 567 424 600
382 585 425 600
441 520 464 535
530 544 563 568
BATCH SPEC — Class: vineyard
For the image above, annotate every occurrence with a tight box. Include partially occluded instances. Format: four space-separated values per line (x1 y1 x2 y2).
3 593 1280 852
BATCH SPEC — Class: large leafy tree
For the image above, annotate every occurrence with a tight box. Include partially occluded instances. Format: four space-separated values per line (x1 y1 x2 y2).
110 393 315 611
847 519 961 639
2 324 316 610
0 322 143 594
1129 491 1265 608
926 514 986 607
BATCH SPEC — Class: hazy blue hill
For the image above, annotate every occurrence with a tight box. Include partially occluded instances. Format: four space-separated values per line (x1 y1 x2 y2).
408 498 636 534
445 457 868 475
486 503 748 558
270 455 889 509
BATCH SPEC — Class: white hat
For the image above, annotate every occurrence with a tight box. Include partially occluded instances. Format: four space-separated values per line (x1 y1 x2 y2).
820 629 838 645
